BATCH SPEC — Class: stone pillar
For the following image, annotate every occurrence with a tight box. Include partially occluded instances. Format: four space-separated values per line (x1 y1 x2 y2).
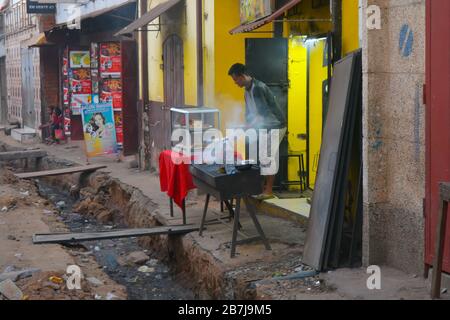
362 0 426 274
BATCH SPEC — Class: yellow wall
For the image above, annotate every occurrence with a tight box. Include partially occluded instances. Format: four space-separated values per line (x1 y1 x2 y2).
287 37 327 189
287 37 308 185
342 0 360 55
308 38 328 187
147 0 164 102
212 0 273 132
147 0 198 105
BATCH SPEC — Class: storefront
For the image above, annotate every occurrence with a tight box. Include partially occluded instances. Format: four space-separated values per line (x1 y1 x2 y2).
230 0 359 191
50 0 139 156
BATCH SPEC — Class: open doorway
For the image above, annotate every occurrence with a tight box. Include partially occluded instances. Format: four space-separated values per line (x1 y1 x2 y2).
0 57 6 125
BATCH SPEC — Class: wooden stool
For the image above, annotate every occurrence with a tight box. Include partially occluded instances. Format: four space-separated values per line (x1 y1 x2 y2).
431 182 450 299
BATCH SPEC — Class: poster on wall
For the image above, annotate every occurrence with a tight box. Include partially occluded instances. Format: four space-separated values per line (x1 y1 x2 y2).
114 112 124 145
71 94 92 115
70 51 91 69
63 79 70 106
91 69 99 94
240 0 274 24
70 69 92 95
81 103 119 158
91 43 99 69
100 79 123 109
99 43 122 77
63 56 68 76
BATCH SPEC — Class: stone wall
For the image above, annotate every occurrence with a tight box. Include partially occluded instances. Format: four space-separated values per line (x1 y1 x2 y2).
362 0 426 274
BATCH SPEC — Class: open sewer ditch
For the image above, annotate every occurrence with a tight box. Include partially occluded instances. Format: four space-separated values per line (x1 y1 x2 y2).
36 181 195 300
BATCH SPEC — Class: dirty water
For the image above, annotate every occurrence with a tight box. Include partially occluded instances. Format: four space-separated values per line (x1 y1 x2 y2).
36 182 195 300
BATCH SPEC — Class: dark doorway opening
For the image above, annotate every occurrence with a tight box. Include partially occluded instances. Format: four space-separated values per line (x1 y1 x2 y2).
245 38 289 189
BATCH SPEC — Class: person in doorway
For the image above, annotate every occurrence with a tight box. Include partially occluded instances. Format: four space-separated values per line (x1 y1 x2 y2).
39 106 64 145
228 63 287 200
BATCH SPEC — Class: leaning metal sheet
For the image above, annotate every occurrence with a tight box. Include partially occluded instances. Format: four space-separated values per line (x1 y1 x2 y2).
302 53 357 271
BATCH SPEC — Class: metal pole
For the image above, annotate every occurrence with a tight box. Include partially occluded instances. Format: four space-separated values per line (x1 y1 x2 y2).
196 0 204 106
139 0 150 170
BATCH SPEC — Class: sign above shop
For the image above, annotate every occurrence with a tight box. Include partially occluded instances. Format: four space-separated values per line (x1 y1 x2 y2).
26 0 56 14
240 0 275 24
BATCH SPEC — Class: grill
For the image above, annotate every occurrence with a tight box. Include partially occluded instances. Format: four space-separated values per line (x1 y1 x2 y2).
190 164 272 258
190 164 262 200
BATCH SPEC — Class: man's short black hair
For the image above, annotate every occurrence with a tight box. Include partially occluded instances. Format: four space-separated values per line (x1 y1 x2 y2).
228 63 248 77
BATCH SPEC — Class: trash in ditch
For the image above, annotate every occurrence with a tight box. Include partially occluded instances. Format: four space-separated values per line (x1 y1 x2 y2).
271 270 318 281
86 277 103 287
138 266 155 273
56 201 66 209
49 276 64 285
106 292 119 300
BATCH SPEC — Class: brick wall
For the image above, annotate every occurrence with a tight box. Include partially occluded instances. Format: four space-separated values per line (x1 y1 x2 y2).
40 46 59 122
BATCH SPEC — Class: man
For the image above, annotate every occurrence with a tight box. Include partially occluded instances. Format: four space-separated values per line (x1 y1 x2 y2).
228 63 287 200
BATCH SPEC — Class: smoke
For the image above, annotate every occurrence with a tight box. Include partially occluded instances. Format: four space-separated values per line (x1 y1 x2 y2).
219 98 246 129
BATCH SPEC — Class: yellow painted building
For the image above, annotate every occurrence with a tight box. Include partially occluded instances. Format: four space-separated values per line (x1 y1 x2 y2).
140 0 360 190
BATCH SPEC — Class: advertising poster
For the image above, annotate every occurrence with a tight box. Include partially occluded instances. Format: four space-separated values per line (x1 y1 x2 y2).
101 79 123 109
90 43 99 69
81 103 118 158
240 0 274 24
99 43 122 77
70 51 91 69
70 69 92 95
63 79 70 106
91 69 99 94
71 94 92 115
114 112 124 145
63 56 68 76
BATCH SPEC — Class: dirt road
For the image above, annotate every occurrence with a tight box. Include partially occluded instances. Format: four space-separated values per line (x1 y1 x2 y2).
0 169 127 300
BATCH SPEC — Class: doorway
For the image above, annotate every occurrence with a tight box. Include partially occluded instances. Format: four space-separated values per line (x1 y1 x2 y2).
288 36 330 191
21 48 35 129
245 37 289 188
162 34 185 150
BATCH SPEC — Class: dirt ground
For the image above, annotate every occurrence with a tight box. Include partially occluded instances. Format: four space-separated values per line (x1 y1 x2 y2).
1 133 450 300
0 169 127 300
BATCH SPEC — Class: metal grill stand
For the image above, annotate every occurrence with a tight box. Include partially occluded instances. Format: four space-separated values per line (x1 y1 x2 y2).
199 195 272 258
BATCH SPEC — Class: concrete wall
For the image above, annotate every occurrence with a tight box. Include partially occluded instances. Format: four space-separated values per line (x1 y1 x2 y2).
362 0 426 274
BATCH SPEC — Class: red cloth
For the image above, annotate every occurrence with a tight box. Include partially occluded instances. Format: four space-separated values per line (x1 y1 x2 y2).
159 150 196 209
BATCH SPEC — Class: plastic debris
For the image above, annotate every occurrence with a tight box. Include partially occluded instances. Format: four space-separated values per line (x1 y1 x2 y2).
86 277 103 287
106 292 119 300
138 266 155 273
49 276 64 285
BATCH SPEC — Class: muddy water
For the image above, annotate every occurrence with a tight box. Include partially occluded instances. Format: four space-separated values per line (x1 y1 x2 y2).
36 182 195 300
